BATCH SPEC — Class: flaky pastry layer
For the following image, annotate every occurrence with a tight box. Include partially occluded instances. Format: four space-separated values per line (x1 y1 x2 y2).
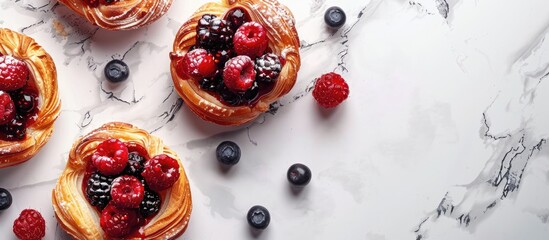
52 122 192 239
0 28 61 168
170 0 301 126
58 0 173 30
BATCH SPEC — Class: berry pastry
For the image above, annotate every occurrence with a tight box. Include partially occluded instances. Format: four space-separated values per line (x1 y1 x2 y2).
57 0 174 30
170 0 301 125
52 122 192 239
0 28 61 168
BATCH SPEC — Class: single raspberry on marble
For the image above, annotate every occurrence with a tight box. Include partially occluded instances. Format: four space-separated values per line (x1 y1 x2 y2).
100 204 139 237
0 55 29 91
233 22 268 58
312 72 349 108
0 90 15 125
13 209 46 240
141 154 180 191
110 175 145 209
92 138 129 176
223 55 256 92
178 49 217 79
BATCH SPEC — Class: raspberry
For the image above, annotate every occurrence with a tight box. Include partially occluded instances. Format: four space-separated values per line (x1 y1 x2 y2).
91 139 129 176
312 72 349 108
255 53 282 83
141 154 180 191
223 55 256 92
0 90 15 125
100 204 139 237
13 209 46 240
139 189 161 217
86 172 114 209
233 22 268 58
110 175 145 208
0 55 29 91
178 49 217 79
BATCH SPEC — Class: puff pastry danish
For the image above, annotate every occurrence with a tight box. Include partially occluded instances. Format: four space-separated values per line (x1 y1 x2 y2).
52 122 192 239
0 28 61 168
58 0 173 30
170 0 301 126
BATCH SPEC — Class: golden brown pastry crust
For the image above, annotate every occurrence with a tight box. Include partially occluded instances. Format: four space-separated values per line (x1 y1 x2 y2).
170 0 301 126
52 122 192 239
0 28 61 168
58 0 173 30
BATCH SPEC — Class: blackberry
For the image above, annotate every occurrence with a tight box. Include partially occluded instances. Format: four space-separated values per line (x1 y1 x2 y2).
199 74 222 92
10 89 38 117
86 172 114 209
225 7 251 30
255 53 282 83
139 189 161 217
123 152 146 176
0 115 26 141
197 18 234 50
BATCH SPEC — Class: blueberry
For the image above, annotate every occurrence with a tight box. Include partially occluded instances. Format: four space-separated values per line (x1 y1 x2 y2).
247 205 270 229
287 163 312 186
0 188 12 210
104 59 129 83
324 6 346 29
216 141 241 165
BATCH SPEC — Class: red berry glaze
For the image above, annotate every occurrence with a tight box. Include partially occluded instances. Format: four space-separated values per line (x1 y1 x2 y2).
100 204 139 237
233 22 268 58
110 175 145 208
0 55 29 91
141 154 180 191
13 209 46 240
178 49 217 79
0 90 15 125
223 55 256 92
91 139 129 176
312 72 349 108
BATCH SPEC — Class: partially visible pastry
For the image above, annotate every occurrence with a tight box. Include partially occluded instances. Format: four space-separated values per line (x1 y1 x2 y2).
0 28 61 168
52 122 192 239
58 0 174 30
170 0 301 125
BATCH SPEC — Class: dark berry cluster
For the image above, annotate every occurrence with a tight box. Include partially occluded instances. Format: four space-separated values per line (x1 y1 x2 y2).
84 139 181 237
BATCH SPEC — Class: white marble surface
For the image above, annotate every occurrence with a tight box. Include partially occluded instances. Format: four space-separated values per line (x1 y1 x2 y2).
1 0 549 239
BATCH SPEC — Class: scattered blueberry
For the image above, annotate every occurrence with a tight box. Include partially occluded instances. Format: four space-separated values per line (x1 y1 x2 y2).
247 205 270 229
216 141 241 165
104 59 129 83
0 188 12 210
287 163 312 186
324 6 346 29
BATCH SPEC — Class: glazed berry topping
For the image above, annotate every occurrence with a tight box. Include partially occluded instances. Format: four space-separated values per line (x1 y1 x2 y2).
141 154 180 191
123 152 147 176
13 209 46 240
10 89 38 117
92 139 129 176
100 204 139 237
0 188 12 210
312 72 349 108
0 90 15 125
233 22 268 58
218 85 243 105
0 55 29 91
223 55 256 92
255 53 282 83
104 59 129 83
287 163 312 186
139 189 161 218
86 172 115 209
179 49 217 79
247 205 270 230
213 48 235 67
0 115 26 141
216 141 241 166
199 75 223 92
110 175 145 209
242 81 260 102
224 7 251 30
324 6 346 29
